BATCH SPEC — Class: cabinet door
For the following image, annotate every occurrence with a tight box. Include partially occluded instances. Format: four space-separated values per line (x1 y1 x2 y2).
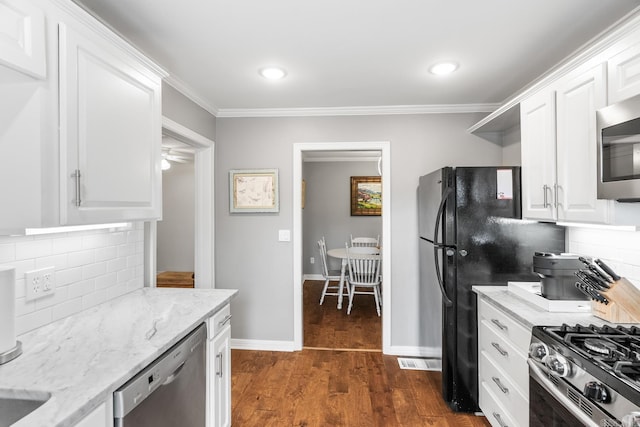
520 89 557 221
210 325 231 427
556 64 609 223
0 0 46 78
608 35 640 104
59 23 162 225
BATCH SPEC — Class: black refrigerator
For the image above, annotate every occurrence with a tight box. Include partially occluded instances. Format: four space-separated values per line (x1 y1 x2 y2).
417 166 565 412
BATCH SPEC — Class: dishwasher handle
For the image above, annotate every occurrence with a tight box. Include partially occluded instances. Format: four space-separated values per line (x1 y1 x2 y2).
162 361 186 386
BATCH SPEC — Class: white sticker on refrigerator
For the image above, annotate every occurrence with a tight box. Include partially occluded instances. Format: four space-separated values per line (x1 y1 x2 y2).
496 169 513 199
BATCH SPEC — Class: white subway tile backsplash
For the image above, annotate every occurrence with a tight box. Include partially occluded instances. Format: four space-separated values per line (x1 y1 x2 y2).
95 246 117 262
57 267 83 286
95 272 117 290
52 236 83 254
82 261 107 280
567 227 640 286
52 298 83 321
0 243 15 263
15 240 52 260
68 279 95 299
0 222 145 335
67 250 95 268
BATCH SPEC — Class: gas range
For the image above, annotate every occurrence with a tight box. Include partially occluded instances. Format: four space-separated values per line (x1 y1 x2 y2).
529 324 640 427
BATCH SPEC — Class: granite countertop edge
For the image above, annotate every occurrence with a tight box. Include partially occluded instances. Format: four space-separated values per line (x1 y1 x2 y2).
0 287 238 427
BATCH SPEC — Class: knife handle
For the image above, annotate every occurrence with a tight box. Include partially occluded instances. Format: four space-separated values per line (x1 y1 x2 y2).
595 259 621 281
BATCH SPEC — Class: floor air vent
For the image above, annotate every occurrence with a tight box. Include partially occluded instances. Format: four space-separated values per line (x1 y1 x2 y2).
397 358 442 371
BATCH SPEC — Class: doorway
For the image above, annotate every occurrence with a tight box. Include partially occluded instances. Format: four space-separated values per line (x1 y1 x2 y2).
144 117 215 288
292 142 391 353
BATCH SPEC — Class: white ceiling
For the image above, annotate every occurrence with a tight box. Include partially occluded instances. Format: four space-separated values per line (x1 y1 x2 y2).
73 0 640 116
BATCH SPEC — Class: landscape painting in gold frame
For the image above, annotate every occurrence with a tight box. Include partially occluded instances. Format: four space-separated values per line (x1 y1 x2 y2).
350 176 382 216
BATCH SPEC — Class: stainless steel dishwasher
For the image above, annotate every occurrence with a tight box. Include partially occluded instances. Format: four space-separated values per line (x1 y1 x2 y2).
113 323 207 427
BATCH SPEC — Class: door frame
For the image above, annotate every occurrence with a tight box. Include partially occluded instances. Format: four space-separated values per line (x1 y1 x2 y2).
292 141 391 352
144 117 215 288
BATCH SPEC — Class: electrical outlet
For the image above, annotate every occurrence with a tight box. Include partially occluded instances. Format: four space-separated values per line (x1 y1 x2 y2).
310 257 315 264
25 267 56 301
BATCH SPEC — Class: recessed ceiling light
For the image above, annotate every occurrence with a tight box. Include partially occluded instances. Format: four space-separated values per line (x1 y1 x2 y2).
259 67 287 80
429 62 458 75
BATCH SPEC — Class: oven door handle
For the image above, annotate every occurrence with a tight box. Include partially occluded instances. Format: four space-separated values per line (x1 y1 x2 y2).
527 359 600 427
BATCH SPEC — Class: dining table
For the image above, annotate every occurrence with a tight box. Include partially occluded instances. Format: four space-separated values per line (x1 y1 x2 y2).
326 247 380 310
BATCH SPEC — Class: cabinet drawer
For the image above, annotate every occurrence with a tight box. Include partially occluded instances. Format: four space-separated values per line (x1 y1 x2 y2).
479 320 529 391
207 304 231 339
479 351 528 426
479 381 519 427
479 299 531 353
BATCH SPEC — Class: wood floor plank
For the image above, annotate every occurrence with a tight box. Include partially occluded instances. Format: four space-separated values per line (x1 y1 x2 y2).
230 282 490 426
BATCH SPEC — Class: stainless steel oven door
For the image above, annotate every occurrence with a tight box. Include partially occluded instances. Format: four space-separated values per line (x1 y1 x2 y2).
528 360 604 427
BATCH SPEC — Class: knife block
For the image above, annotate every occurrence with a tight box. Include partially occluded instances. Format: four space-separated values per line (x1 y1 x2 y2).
591 277 640 323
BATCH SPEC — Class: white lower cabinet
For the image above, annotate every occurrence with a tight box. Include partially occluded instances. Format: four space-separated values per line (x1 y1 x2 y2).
207 304 232 427
478 299 531 427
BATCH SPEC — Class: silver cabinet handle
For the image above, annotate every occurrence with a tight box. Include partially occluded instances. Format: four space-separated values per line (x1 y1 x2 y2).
218 314 232 328
554 183 559 208
491 342 509 357
216 352 223 378
492 412 508 427
72 169 82 207
543 184 549 208
492 376 509 394
491 318 508 331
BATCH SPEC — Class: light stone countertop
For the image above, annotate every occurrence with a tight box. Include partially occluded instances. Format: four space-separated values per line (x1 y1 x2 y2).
0 287 238 427
473 285 610 328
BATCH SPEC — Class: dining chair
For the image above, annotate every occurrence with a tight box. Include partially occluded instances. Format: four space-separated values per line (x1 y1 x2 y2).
350 234 380 247
317 237 349 305
345 244 382 316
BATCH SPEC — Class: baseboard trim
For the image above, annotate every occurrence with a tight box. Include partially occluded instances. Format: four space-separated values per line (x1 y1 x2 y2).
231 338 297 352
384 345 441 358
303 274 324 281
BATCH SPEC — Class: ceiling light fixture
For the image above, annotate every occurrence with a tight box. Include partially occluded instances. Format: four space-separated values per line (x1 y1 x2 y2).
429 62 458 76
259 67 287 80
161 158 171 171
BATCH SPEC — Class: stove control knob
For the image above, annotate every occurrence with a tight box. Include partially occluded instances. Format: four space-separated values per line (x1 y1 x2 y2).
529 342 548 361
583 381 610 403
545 354 570 377
622 412 640 427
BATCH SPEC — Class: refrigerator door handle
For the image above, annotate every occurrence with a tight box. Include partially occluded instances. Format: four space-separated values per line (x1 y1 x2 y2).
433 186 454 307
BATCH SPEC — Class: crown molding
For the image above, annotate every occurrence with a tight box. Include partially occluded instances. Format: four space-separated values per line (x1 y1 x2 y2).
216 103 498 118
59 0 167 77
163 76 220 117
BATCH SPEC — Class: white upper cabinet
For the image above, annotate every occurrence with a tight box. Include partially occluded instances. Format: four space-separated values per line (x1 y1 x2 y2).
521 63 610 223
0 0 46 78
59 22 162 225
520 89 557 221
555 64 609 223
608 31 640 104
0 0 165 234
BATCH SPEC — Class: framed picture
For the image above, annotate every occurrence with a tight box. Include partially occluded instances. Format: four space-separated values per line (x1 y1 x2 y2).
351 176 382 216
229 169 279 213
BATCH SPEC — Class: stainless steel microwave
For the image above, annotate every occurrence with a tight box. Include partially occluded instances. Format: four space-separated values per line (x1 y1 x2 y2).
596 94 640 202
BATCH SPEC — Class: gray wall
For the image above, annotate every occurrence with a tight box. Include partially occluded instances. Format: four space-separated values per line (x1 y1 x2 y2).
215 113 504 348
303 161 381 275
157 161 195 272
162 82 216 140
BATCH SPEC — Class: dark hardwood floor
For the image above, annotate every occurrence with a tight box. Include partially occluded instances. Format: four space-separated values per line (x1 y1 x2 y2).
230 280 490 426
303 279 382 350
